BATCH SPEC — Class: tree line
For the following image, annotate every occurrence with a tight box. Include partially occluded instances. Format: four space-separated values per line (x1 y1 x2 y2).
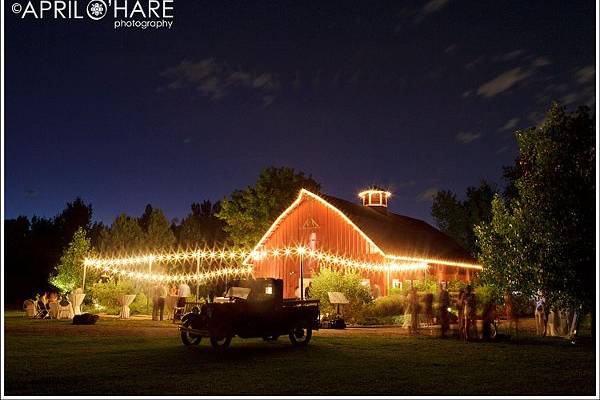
4 167 319 305
431 103 595 323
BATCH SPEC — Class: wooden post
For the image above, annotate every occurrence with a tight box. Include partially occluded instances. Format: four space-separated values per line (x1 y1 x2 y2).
195 256 200 301
82 263 87 291
300 253 304 301
147 260 152 314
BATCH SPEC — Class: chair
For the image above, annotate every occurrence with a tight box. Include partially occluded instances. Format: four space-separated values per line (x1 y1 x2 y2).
48 302 59 319
34 301 49 319
23 299 36 318
57 300 74 319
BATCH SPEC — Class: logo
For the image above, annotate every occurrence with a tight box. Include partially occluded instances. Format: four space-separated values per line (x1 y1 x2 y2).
11 0 175 30
86 0 107 20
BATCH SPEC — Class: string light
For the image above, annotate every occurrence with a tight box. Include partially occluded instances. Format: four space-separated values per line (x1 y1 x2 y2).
85 262 254 284
83 245 436 284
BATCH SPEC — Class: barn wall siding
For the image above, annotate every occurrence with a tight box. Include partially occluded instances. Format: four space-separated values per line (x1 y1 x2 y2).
251 194 470 298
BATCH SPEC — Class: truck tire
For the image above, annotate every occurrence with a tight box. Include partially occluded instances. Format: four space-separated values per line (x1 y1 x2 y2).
180 319 201 346
289 326 312 346
210 336 232 349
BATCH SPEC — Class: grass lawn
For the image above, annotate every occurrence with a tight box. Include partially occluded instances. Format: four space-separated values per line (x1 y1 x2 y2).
3 311 596 396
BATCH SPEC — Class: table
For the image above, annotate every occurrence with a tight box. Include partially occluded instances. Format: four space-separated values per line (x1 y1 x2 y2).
69 293 86 315
57 303 74 319
48 302 60 318
166 295 179 319
118 294 137 319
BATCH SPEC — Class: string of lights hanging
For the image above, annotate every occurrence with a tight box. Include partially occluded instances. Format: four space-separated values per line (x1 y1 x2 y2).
81 244 483 284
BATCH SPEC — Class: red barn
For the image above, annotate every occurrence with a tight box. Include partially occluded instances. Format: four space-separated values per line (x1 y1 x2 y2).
245 188 480 299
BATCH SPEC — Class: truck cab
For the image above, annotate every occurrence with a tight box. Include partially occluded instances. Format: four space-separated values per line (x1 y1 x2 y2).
179 277 319 349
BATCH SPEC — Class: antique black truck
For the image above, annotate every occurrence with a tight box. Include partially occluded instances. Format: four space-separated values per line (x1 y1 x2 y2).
178 278 320 349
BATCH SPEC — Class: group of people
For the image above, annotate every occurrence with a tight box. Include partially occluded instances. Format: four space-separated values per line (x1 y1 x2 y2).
405 283 497 341
26 291 74 319
150 282 191 321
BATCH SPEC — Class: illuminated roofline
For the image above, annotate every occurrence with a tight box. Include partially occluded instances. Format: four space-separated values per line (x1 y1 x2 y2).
384 254 482 270
243 188 386 264
358 189 392 199
244 188 483 271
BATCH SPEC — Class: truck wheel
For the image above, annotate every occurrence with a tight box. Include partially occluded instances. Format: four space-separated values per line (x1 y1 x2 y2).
210 336 232 349
289 327 312 346
180 320 201 346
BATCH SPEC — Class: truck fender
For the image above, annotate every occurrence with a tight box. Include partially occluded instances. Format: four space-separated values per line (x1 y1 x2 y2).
181 312 203 329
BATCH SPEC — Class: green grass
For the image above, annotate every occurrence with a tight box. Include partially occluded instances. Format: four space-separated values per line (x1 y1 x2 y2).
3 311 596 396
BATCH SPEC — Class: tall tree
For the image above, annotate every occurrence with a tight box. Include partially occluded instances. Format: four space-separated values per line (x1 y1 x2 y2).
179 200 227 247
476 103 595 314
217 166 320 247
99 214 145 252
144 208 176 250
55 197 93 247
431 180 495 255
50 227 95 293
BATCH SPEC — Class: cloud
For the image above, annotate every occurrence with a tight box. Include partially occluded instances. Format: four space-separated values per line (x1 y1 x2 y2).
575 65 595 84
415 0 451 23
417 187 439 202
161 58 280 106
532 57 551 67
24 189 39 198
498 117 520 132
496 146 509 154
422 0 450 14
493 49 526 62
455 131 481 144
444 43 458 54
477 67 533 98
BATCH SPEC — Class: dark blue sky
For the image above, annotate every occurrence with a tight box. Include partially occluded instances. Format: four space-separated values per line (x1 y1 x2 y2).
5 0 596 225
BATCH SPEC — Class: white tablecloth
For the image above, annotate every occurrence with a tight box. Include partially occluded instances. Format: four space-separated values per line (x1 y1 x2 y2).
57 303 74 319
118 295 136 319
69 293 86 315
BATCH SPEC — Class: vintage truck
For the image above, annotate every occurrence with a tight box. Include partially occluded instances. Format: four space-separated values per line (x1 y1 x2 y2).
178 277 320 349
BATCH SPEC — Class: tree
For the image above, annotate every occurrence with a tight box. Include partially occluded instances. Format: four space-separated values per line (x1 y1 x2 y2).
144 208 176 250
217 166 320 247
55 197 92 248
431 180 495 255
309 268 372 319
178 200 227 247
99 213 145 252
476 103 595 315
49 228 94 293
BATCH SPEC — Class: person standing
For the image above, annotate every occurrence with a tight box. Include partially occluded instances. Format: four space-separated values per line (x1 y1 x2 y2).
504 290 519 338
175 282 191 320
409 286 419 335
464 285 476 340
423 293 434 326
534 293 546 336
438 283 450 338
457 288 466 340
152 282 167 321
304 282 313 299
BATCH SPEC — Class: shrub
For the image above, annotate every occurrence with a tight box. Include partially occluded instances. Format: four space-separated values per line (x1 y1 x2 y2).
89 278 146 315
310 268 372 320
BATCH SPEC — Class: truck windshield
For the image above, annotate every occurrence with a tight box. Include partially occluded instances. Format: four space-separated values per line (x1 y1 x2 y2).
225 286 251 299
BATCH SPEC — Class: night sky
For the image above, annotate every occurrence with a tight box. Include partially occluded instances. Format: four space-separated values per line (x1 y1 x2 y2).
5 0 596 225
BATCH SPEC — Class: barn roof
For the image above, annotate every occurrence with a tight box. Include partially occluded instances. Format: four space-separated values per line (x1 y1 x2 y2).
247 189 478 267
320 193 476 264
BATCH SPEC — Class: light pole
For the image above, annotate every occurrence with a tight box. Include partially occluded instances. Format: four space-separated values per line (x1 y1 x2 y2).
300 251 305 301
195 256 200 301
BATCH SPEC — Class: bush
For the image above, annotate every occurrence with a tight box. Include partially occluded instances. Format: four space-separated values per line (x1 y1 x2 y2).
474 284 501 316
354 295 407 326
310 268 372 320
89 279 147 315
